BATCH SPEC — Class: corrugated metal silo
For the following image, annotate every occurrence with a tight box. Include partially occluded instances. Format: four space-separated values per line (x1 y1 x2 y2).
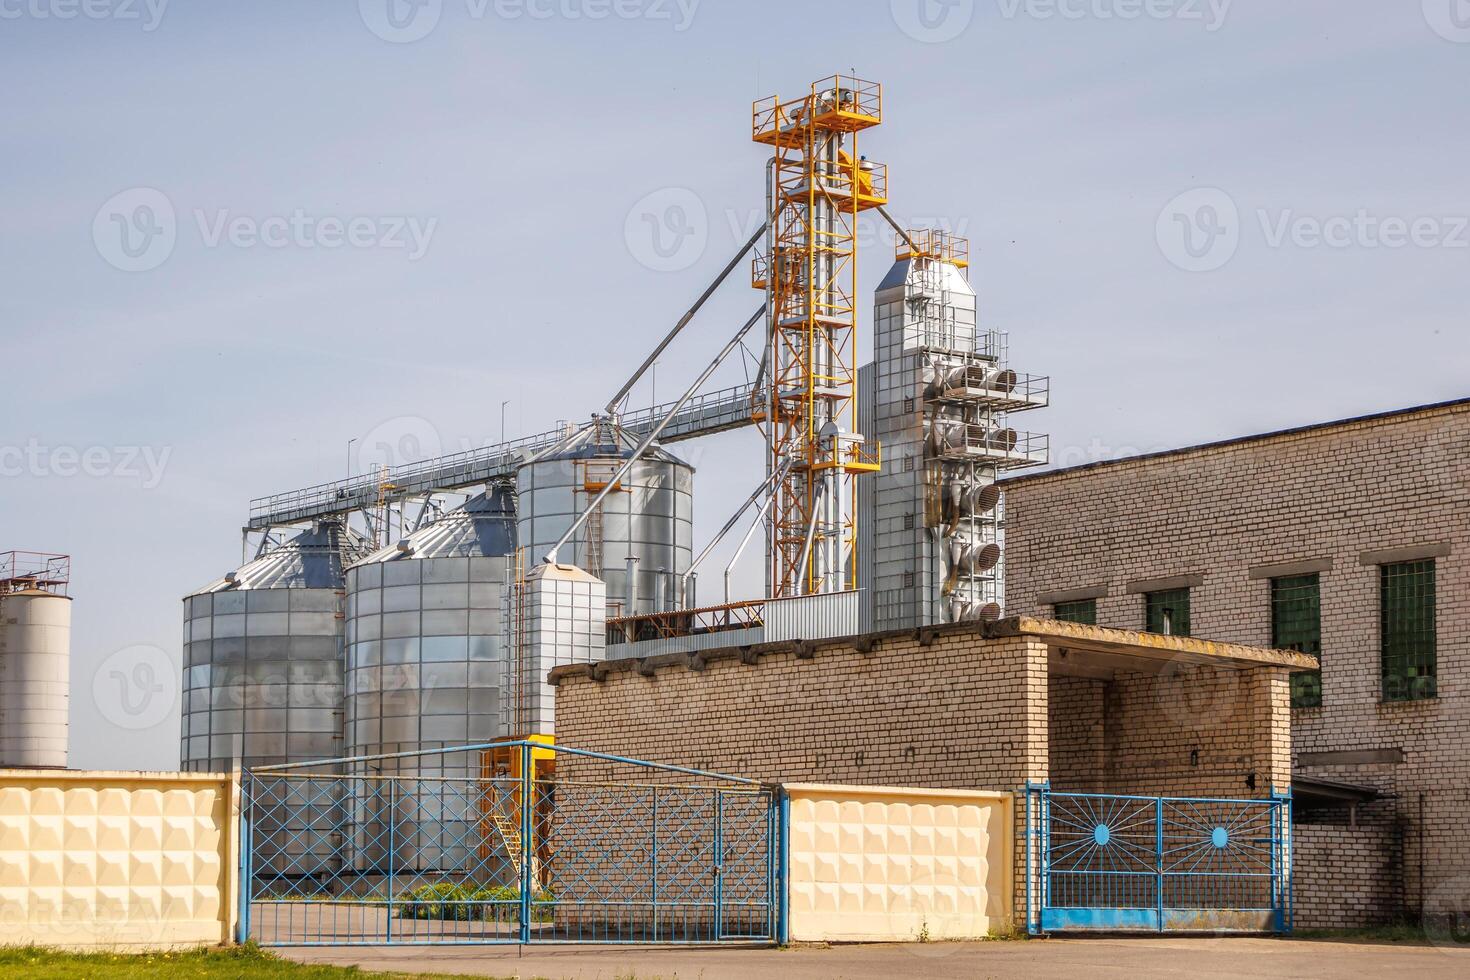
180 521 370 772
515 419 693 618
341 483 517 875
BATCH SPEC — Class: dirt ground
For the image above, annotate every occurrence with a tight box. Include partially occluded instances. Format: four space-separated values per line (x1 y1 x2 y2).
279 935 1470 980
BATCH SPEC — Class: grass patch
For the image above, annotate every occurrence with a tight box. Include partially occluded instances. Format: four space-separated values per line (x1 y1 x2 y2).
1290 923 1431 945
396 883 553 923
0 943 484 978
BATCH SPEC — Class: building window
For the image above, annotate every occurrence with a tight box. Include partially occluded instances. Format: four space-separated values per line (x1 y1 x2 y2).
1271 574 1322 708
1053 599 1097 626
1381 560 1436 702
1145 589 1190 637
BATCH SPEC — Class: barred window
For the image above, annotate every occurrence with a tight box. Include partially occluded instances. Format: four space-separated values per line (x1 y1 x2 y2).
1145 589 1190 637
1053 599 1097 626
1381 560 1436 702
1271 574 1322 708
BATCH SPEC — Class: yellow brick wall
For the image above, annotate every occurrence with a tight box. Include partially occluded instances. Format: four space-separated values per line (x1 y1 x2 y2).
555 627 1290 931
1005 400 1470 920
555 631 1050 930
1048 666 1293 798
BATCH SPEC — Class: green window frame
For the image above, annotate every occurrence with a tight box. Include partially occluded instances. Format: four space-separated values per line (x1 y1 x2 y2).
1271 573 1322 708
1145 589 1191 637
1053 599 1097 625
1381 560 1437 702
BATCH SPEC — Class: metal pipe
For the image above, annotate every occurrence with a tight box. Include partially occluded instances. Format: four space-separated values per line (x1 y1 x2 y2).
876 204 919 253
547 305 766 565
624 555 639 624
725 490 776 605
681 461 790 602
794 482 825 590
604 224 767 416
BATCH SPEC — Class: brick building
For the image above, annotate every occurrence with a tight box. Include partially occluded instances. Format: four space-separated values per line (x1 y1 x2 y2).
553 617 1310 932
1003 397 1470 926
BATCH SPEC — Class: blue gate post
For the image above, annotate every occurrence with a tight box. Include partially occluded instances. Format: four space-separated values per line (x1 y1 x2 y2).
519 742 532 945
1029 781 1040 934
712 788 724 942
385 778 395 943
1041 788 1051 923
650 788 660 942
776 788 789 945
237 771 252 944
1155 796 1165 933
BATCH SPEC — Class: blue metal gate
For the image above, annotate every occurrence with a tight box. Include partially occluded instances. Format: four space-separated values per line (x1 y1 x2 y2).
1026 787 1291 934
240 742 777 946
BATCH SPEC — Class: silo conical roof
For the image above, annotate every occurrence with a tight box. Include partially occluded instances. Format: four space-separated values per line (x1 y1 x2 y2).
190 521 372 594
354 485 517 564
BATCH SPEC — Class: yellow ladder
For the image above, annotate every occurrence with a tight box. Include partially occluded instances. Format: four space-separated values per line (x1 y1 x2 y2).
491 814 541 888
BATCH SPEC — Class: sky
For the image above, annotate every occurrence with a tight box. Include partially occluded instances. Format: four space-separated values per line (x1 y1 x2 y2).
1 1 1465 772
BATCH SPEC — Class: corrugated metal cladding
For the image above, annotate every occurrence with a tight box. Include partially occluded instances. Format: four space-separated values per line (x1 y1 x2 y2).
0 591 71 769
341 487 518 876
515 562 607 736
343 487 516 769
181 521 371 772
763 590 862 642
517 423 693 618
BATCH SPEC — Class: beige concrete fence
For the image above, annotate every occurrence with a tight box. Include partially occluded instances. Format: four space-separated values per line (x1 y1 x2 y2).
0 769 239 950
784 784 1014 942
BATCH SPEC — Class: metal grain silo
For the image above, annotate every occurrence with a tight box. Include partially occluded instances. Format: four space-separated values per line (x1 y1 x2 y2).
180 521 370 773
341 484 517 874
515 419 693 618
0 552 72 769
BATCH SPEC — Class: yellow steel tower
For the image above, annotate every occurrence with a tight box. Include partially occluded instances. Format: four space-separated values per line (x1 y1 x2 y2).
753 74 885 597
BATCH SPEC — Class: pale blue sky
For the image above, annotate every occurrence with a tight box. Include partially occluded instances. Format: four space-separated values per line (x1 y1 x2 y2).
2 1 1465 771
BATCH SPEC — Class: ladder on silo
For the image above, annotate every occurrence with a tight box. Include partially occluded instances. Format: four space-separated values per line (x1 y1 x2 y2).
581 459 623 579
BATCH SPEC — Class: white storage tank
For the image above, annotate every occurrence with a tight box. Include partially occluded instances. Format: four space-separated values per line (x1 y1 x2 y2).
0 552 72 769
